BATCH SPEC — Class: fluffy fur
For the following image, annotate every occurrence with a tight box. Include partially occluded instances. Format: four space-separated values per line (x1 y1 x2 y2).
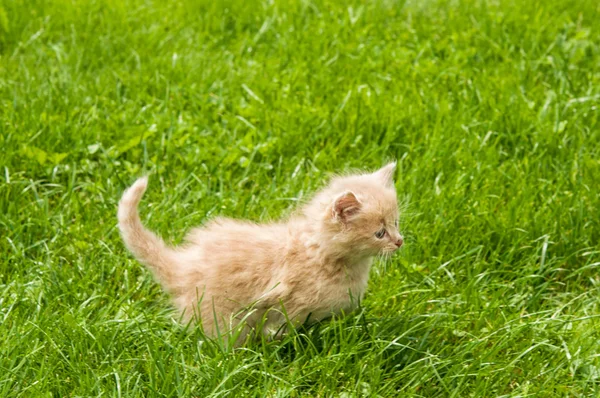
118 163 403 343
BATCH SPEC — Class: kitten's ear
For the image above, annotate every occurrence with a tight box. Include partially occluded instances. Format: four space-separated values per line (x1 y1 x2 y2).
373 161 396 187
332 191 361 222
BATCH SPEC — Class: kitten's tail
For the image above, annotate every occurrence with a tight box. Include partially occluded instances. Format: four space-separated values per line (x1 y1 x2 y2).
118 177 176 287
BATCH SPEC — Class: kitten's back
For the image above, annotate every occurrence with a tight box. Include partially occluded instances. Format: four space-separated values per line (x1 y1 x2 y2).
179 218 289 300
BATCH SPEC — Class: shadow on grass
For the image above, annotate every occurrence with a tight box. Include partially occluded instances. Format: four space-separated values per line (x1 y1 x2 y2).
250 309 439 373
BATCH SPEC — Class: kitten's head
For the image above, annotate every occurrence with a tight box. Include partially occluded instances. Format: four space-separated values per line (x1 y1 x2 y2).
308 162 403 257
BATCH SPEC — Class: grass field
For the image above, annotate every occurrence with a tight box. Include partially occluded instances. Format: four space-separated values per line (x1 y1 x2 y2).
2 0 600 395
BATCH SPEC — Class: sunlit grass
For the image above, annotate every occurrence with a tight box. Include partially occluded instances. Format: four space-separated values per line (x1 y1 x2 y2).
1 0 600 395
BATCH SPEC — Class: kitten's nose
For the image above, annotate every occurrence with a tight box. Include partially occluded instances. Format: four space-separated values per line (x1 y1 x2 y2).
395 237 404 248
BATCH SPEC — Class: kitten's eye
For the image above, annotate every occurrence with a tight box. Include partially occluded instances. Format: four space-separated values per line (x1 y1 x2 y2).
395 220 399 228
375 228 386 239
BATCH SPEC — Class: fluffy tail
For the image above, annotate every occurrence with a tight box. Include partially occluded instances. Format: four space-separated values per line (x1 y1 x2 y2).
118 177 176 287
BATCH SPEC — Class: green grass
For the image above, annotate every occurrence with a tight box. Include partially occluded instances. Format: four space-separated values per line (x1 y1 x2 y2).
1 0 600 395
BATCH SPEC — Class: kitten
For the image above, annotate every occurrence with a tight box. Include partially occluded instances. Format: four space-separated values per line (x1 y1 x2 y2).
118 163 403 343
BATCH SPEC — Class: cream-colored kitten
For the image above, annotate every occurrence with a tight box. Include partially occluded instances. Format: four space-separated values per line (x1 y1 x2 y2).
118 162 403 343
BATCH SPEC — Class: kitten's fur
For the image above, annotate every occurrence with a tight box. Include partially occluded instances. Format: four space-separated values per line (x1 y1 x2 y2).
118 163 403 343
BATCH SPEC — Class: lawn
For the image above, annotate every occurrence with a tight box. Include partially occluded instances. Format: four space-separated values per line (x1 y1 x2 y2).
1 0 600 395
